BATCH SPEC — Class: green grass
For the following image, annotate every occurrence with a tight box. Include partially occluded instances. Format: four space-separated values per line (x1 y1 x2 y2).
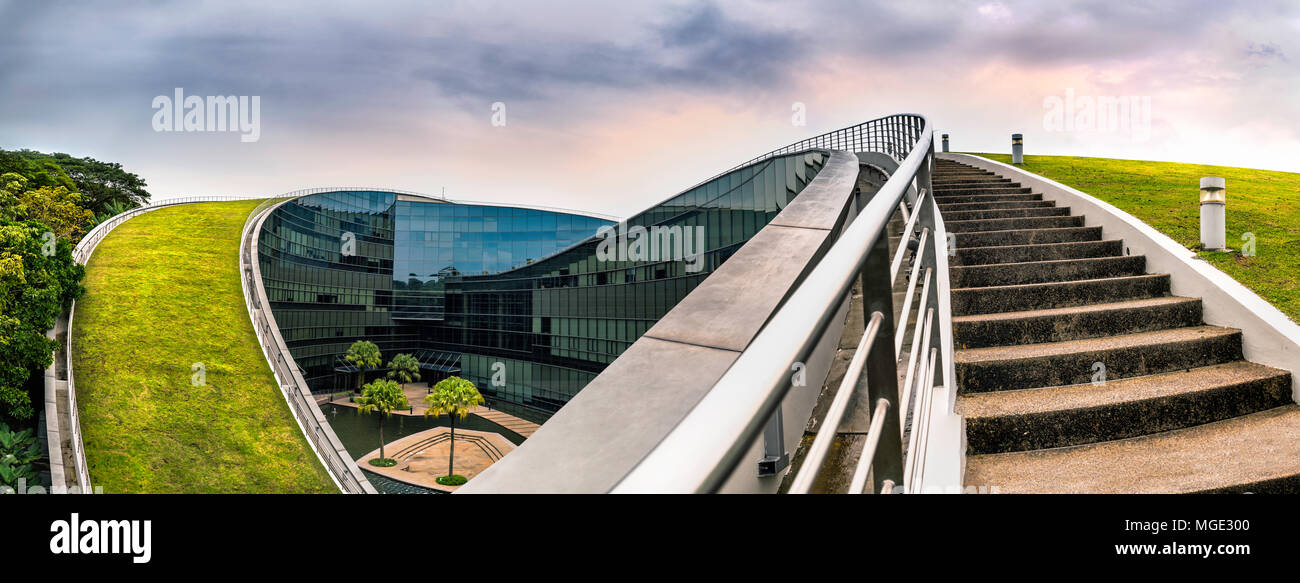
971 154 1300 322
437 474 468 486
71 200 336 493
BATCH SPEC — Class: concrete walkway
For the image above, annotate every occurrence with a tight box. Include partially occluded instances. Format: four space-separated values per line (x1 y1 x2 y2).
320 385 541 438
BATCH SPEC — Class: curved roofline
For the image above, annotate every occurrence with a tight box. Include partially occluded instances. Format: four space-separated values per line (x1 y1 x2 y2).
266 186 621 222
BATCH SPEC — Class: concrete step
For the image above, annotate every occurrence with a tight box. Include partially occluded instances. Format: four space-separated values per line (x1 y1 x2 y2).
932 178 1014 187
941 206 1071 222
950 255 1146 288
945 215 1084 233
951 273 1170 316
964 404 1300 493
954 226 1102 249
955 325 1242 393
953 239 1123 266
954 296 1203 348
934 193 1044 205
933 185 1033 196
959 361 1293 454
938 200 1056 212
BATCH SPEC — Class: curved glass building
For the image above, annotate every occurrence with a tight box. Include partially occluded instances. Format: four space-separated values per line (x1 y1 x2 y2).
257 151 826 416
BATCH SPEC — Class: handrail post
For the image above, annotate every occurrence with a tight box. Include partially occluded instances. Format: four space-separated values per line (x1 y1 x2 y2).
860 226 904 492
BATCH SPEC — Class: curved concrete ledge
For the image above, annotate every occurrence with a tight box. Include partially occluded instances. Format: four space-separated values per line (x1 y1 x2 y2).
241 198 378 493
460 150 863 493
943 153 1300 402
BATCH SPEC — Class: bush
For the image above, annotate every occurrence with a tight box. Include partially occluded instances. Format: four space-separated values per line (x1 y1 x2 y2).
0 422 41 489
368 458 397 467
436 474 468 486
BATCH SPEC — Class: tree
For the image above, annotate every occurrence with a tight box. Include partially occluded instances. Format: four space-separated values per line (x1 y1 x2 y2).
16 186 95 243
2 172 95 243
344 340 382 391
386 353 420 388
94 199 135 225
424 376 484 480
0 220 84 420
0 150 76 193
4 149 150 215
355 378 408 463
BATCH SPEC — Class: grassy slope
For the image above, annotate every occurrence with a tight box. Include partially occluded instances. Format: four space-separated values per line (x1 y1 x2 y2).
972 154 1300 322
71 200 336 493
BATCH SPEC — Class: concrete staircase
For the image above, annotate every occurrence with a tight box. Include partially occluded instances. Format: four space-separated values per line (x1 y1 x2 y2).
935 159 1300 493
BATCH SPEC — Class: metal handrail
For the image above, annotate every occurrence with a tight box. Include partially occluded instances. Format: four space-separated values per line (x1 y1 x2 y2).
610 114 951 493
239 196 378 493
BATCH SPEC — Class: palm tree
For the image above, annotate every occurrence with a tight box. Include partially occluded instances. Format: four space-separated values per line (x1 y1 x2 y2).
93 199 135 225
355 378 409 463
386 353 421 389
344 340 382 392
424 376 484 479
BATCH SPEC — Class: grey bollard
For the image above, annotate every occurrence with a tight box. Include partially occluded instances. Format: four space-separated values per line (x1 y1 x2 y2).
942 133 949 153
1012 133 1024 164
1200 177 1226 251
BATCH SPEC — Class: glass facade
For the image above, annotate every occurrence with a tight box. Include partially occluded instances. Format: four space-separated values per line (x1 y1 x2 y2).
257 151 826 417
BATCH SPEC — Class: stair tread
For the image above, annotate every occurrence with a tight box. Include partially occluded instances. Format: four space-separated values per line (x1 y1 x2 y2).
954 226 1100 247
951 254 1138 272
955 324 1238 365
952 271 1166 293
958 360 1289 419
952 295 1198 325
954 238 1122 253
965 405 1300 493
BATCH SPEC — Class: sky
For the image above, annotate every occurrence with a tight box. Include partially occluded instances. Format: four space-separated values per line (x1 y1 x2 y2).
2 0 1298 217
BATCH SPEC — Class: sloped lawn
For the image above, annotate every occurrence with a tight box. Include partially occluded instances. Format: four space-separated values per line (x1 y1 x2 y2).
973 154 1300 322
71 200 336 493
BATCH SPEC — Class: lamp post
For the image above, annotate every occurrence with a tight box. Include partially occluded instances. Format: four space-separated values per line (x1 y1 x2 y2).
941 133 949 153
1200 177 1226 251
1011 133 1024 164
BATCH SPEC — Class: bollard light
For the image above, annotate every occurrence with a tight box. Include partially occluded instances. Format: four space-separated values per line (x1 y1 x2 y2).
1011 133 1024 164
942 133 950 153
1200 177 1226 251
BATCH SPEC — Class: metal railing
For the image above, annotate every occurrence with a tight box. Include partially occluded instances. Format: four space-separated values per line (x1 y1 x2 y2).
240 197 378 493
610 113 956 493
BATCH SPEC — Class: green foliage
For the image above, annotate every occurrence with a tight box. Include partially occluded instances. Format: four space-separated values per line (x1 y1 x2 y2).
425 376 484 479
2 149 150 216
0 422 41 489
357 378 409 417
974 154 1300 322
368 457 397 467
357 378 408 460
424 376 484 421
436 474 467 486
95 199 136 225
386 353 421 386
0 220 84 420
0 149 77 193
345 340 382 389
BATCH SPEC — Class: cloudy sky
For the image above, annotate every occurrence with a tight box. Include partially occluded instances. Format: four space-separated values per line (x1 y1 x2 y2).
2 0 1297 216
